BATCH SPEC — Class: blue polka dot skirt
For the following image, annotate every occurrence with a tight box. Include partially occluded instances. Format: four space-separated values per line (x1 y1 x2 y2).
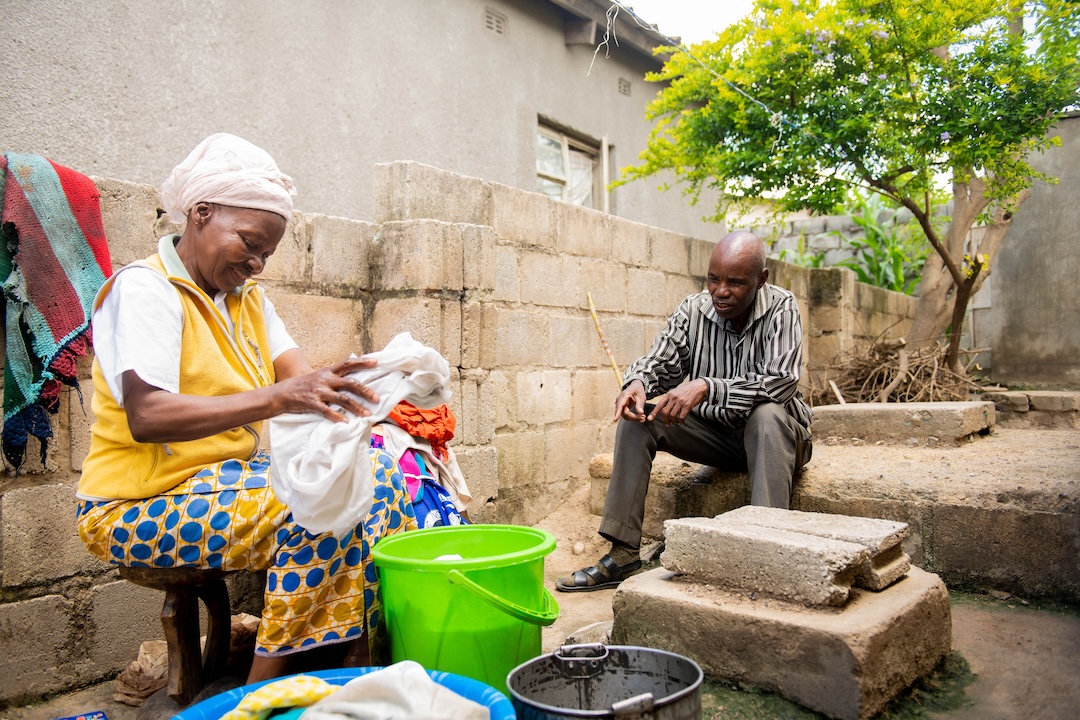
77 448 417 658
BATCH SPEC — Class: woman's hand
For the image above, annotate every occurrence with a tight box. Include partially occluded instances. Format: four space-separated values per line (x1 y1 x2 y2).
271 356 381 422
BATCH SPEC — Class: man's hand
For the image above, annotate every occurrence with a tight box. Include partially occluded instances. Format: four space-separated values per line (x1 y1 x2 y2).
613 380 649 423
649 378 708 426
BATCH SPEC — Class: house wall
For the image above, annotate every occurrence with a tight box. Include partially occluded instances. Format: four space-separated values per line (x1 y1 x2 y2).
1 0 721 240
991 113 1080 388
0 161 914 706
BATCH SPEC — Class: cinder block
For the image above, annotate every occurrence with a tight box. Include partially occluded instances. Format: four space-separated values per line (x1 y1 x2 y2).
490 182 557 249
520 251 579 308
309 214 377 290
572 368 621 422
558 204 610 258
811 402 995 445
259 213 311 285
271 293 363 367
373 220 463 292
515 370 572 426
461 300 498 370
662 516 869 606
688 238 716 277
547 314 604 368
487 369 515 429
609 218 649 267
65 378 95 472
494 308 549 367
578 259 627 313
493 243 520 302
373 161 493 226
90 579 167 676
493 430 546 490
462 223 496 291
603 317 648 373
456 371 495 445
453 445 499 510
544 424 601 485
93 177 168 269
370 297 461 368
718 506 910 591
648 227 690 275
665 275 703 315
0 594 77 702
611 566 952 720
1 483 105 587
627 268 669 317
1027 391 1080 412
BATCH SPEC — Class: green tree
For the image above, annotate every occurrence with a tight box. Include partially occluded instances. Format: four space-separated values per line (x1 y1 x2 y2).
622 0 1080 371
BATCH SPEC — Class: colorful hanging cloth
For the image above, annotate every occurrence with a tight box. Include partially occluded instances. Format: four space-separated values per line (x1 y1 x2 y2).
0 153 112 470
386 400 457 461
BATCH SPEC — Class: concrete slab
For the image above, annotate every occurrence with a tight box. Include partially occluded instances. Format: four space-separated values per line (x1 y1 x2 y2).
811 401 995 445
661 516 870 606
718 506 910 591
611 566 952 720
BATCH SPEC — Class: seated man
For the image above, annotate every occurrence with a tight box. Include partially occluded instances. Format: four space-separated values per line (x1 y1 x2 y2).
557 231 812 592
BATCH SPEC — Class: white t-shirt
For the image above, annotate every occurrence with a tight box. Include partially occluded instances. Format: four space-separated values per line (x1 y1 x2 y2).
93 267 298 405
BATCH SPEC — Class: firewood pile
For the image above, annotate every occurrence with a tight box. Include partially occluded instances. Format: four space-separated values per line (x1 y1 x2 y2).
811 338 984 405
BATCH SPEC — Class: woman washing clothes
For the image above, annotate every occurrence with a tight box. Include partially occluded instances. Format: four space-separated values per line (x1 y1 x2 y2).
76 133 416 682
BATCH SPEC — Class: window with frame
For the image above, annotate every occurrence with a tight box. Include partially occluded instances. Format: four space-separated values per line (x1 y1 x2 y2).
535 124 605 210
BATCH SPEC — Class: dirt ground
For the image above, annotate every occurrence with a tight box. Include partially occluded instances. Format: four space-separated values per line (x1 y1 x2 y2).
9 427 1079 720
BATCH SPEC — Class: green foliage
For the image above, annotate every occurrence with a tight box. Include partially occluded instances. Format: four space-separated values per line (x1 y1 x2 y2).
778 232 827 268
835 193 930 294
620 0 1080 222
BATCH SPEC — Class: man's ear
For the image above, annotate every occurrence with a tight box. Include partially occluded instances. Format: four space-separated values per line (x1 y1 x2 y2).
759 267 770 288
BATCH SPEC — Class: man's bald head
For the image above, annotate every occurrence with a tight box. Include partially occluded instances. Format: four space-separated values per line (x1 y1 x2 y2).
706 231 769 332
712 231 767 276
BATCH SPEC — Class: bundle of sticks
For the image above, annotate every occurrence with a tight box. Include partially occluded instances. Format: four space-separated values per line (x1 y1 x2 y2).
812 337 984 405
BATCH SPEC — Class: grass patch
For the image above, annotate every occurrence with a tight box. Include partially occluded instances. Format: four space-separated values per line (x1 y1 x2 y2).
700 652 975 719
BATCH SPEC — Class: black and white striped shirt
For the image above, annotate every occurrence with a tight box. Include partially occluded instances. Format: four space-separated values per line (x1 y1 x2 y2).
623 284 812 430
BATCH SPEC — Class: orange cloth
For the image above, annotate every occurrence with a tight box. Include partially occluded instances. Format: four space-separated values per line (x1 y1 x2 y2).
386 401 456 461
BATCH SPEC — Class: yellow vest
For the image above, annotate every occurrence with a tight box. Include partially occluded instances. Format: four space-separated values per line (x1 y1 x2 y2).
78 245 276 499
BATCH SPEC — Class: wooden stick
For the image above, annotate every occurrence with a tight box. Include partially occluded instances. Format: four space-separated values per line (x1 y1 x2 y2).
587 292 623 385
828 379 846 404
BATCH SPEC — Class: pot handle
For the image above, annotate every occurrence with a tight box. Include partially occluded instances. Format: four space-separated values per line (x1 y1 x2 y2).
447 569 560 626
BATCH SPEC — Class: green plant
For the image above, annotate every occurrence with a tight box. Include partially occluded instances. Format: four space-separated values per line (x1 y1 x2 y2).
778 231 828 268
835 194 930 294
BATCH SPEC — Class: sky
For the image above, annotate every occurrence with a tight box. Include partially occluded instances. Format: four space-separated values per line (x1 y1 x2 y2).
615 0 757 47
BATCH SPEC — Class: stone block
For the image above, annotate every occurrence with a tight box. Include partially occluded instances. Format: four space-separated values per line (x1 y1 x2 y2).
272 293 363 368
611 566 951 720
648 227 689 275
370 297 461 368
373 161 493 226
520 251 579 308
493 244 520 302
0 594 77 702
515 370 572 426
626 268 670 317
494 308 549 367
1 483 104 587
462 223 496 291
259 213 311 285
64 378 95 473
491 181 557 249
665 275 703 314
487 369 515 429
572 368 620 422
544 424 601 485
811 402 994 445
461 300 498 370
94 177 168 268
609 218 650 267
90 579 167 676
578 259 627 313
454 445 499 512
373 220 463 292
662 516 869 606
688 238 716 277
493 431 546 490
604 317 649 372
309 214 377 290
547 314 603 368
558 204 610 258
717 506 910 591
457 372 495 445
1027 390 1080 412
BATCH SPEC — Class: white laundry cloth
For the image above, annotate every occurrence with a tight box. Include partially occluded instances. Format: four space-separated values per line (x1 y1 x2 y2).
269 333 451 537
300 661 489 720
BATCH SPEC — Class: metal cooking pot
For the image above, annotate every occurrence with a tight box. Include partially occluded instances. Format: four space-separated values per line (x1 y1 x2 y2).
506 643 703 719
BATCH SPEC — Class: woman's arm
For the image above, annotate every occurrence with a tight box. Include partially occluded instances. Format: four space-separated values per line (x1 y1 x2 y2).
122 353 380 444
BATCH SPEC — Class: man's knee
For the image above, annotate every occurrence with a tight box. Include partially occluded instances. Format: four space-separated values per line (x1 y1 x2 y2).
745 402 792 438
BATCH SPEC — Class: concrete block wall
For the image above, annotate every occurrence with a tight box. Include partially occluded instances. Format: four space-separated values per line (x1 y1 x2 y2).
0 160 916 706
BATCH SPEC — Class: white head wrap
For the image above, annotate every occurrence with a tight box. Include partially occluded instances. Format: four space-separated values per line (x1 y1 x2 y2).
160 133 297 223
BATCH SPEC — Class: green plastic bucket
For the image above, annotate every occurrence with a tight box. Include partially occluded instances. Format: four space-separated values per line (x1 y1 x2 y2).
371 524 560 695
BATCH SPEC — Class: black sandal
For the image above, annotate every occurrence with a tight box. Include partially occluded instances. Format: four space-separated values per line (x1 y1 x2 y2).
555 554 642 593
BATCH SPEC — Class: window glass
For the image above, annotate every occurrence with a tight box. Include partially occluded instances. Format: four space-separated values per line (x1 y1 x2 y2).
536 134 565 179
536 124 603 210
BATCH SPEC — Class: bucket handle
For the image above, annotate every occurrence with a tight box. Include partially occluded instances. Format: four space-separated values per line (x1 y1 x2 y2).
447 569 560 626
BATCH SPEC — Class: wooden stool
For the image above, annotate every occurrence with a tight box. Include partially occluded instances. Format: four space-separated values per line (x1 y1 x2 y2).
119 566 235 705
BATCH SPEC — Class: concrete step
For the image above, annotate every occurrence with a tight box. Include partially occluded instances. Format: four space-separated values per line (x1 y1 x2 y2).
588 427 1080 603
811 401 994 445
